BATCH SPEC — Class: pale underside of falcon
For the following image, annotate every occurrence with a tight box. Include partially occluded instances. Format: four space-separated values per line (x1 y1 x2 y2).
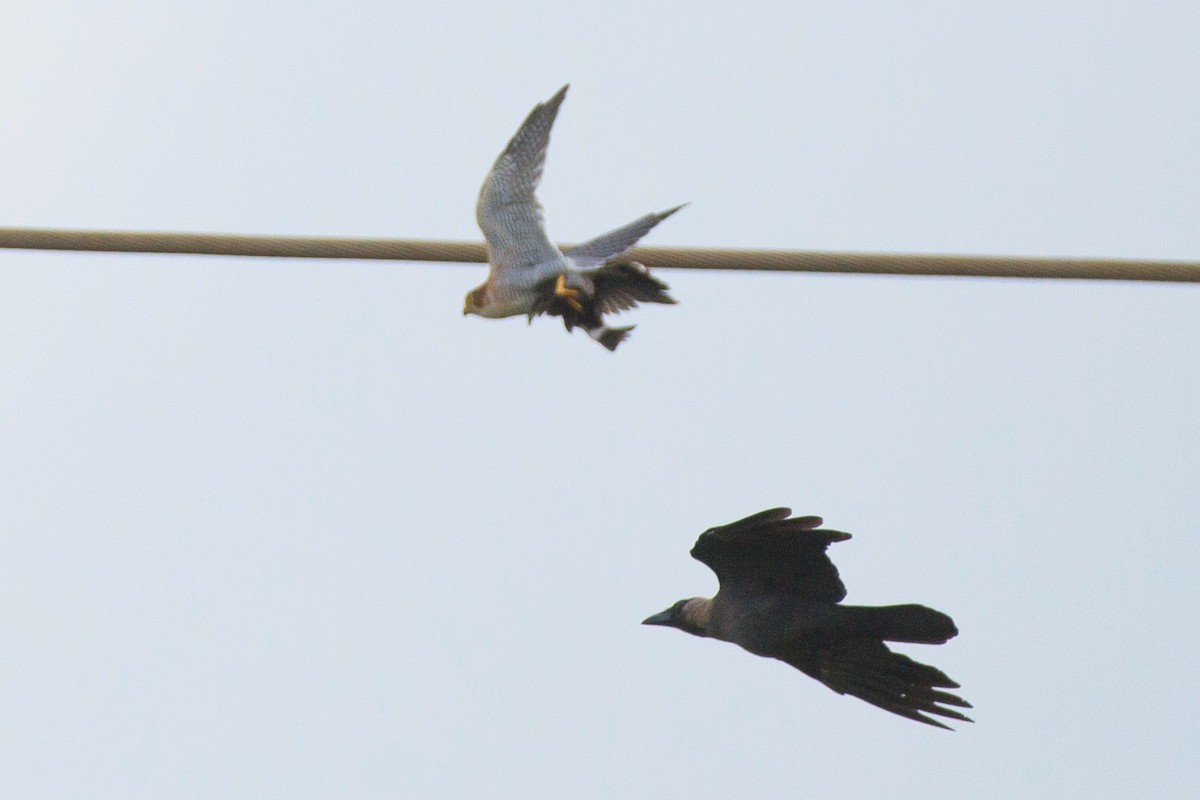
462 84 683 351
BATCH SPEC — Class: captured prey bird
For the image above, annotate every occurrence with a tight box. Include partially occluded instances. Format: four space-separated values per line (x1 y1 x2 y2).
462 84 682 351
643 508 973 729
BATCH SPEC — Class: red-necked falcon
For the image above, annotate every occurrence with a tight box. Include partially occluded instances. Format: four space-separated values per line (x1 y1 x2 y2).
462 85 682 351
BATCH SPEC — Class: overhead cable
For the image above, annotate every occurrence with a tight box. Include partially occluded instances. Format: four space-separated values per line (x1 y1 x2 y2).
2 227 1198 283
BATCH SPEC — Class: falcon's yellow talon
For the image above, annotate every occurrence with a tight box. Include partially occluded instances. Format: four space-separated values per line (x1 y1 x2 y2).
554 274 584 312
553 274 576 297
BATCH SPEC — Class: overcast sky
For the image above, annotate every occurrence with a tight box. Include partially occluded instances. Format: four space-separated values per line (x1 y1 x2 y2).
3 3 1199 798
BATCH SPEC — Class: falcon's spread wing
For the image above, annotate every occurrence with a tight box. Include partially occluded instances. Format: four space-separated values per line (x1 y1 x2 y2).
781 638 973 730
476 85 568 274
563 205 687 270
689 508 851 601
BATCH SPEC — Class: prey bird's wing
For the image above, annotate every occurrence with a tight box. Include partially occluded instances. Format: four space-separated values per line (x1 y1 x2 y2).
588 262 676 315
690 507 851 601
525 260 675 327
563 205 686 270
476 85 569 275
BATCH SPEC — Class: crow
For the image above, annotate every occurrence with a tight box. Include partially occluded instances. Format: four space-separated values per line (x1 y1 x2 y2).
643 508 972 729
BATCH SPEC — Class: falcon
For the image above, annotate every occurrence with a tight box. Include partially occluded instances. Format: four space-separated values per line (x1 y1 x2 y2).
462 84 682 351
643 508 973 729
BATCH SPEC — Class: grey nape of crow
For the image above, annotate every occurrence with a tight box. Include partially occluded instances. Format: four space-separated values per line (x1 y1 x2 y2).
643 508 972 730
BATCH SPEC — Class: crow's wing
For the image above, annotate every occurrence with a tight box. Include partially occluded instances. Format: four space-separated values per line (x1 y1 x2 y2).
781 638 973 730
690 508 850 601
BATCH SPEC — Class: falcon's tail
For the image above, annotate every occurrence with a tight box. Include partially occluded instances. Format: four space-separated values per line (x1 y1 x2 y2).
588 324 634 351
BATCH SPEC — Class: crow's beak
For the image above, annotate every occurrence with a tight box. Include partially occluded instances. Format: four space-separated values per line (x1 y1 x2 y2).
641 610 675 626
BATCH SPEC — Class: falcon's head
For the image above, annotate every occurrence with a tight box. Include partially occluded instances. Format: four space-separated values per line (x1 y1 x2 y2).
462 285 486 316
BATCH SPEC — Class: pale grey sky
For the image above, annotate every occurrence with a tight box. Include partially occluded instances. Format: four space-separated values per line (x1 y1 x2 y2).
2 2 1198 798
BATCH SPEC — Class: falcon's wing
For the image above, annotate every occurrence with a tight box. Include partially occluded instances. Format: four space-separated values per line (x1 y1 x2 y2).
782 638 973 730
690 508 850 601
476 85 569 275
563 205 686 270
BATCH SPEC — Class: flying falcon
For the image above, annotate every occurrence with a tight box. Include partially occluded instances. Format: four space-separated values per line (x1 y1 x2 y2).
643 508 973 729
462 84 682 351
